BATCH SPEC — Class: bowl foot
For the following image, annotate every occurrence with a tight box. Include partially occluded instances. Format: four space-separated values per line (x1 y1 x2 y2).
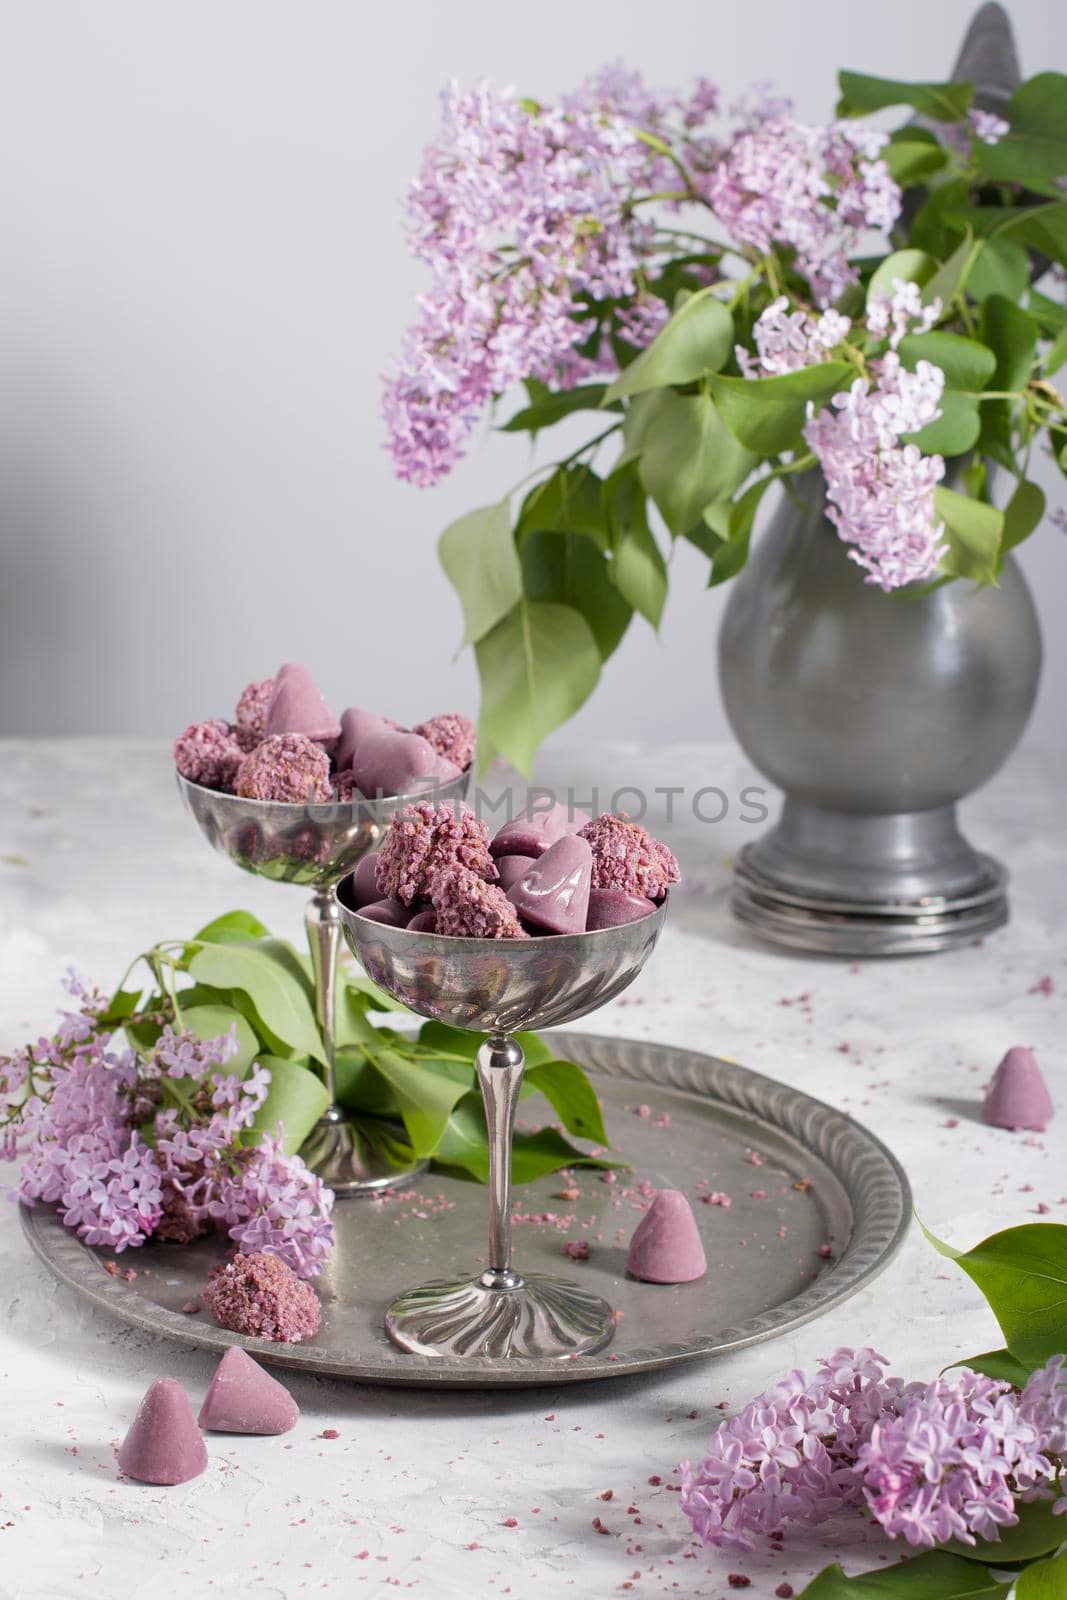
299 1110 428 1196
384 1271 616 1359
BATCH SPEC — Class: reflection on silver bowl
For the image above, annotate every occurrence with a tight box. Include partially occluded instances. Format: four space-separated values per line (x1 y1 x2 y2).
177 769 469 890
176 767 470 1195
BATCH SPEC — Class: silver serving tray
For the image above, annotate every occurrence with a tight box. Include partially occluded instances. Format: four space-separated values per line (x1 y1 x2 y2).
20 1032 910 1388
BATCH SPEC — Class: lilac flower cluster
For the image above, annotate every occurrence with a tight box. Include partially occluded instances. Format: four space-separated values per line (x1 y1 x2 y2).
703 114 898 306
805 353 947 590
969 108 1010 145
384 67 901 485
383 78 657 487
738 297 852 377
2 978 335 1278
209 1134 335 1279
867 278 942 350
680 1347 1067 1554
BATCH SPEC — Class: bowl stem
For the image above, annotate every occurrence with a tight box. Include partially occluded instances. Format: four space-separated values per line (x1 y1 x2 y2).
476 1034 526 1291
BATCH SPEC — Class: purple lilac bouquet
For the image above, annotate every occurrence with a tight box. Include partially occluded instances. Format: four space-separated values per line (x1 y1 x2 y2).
680 1347 1066 1551
2 969 335 1279
676 1217 1067 1597
384 61 1067 772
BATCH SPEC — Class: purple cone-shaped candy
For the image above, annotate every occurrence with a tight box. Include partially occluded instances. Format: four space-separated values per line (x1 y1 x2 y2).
198 1346 299 1436
507 835 592 935
495 854 537 892
336 706 392 773
586 887 656 930
358 898 412 927
117 1377 208 1485
982 1047 1054 1132
351 852 382 908
626 1190 707 1284
490 800 591 860
265 663 341 744
353 728 460 799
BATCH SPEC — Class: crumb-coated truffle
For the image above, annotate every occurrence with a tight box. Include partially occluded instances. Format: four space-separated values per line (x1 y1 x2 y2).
431 865 529 939
235 733 332 803
331 770 360 803
578 814 680 900
201 1252 321 1343
413 712 476 771
375 801 496 906
173 719 244 791
234 677 276 751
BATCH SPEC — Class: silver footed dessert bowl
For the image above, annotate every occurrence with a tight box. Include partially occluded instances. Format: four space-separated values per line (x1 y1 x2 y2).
174 661 474 1197
334 798 677 1361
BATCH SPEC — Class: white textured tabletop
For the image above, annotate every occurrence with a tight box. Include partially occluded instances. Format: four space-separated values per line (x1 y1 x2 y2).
1 738 1064 1600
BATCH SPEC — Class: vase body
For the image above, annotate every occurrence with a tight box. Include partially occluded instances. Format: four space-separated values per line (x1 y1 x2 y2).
718 474 1042 953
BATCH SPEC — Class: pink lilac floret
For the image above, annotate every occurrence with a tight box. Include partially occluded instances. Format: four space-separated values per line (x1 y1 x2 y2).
234 677 276 751
413 712 477 770
432 865 529 938
173 719 244 792
375 801 496 906
201 1251 322 1343
235 734 332 803
579 814 680 899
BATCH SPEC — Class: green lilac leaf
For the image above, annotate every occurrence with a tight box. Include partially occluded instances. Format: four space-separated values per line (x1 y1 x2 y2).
517 466 609 551
947 1496 1067 1564
246 1055 330 1156
1046 324 1067 377
921 237 977 313
524 1059 609 1145
639 389 755 532
605 462 668 624
948 1347 1035 1387
883 138 948 186
520 527 633 659
974 73 1067 187
438 500 522 647
933 487 1004 584
708 364 853 455
1000 479 1046 559
836 71 973 122
867 249 938 303
500 384 620 432
186 940 326 1065
604 289 733 400
968 237 1030 303
898 331 996 392
475 600 601 777
708 474 779 587
904 392 981 456
192 909 271 945
922 1219 1067 1367
800 1550 1010 1599
1015 1548 1067 1600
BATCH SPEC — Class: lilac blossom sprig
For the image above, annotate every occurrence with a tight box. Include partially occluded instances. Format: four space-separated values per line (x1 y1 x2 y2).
384 69 901 486
680 1348 1067 1554
2 974 335 1277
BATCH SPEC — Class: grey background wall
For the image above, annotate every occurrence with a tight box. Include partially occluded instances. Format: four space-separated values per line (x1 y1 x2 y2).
1 0 1064 752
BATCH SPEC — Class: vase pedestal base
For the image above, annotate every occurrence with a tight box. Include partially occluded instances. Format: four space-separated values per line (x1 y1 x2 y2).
731 801 1009 956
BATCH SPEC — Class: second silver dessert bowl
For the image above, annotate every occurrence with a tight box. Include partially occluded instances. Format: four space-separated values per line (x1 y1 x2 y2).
335 879 667 1361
